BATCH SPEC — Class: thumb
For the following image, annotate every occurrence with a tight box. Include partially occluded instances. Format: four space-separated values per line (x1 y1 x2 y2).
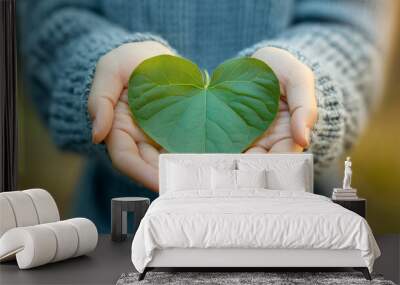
286 68 317 148
290 105 317 148
88 55 124 144
252 47 317 148
88 41 174 144
89 96 117 144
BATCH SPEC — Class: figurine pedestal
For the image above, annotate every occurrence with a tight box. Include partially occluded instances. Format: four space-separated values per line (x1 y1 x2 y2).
333 188 357 192
332 188 358 200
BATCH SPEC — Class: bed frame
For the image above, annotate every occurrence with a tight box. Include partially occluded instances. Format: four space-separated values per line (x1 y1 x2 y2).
139 248 371 280
139 154 371 280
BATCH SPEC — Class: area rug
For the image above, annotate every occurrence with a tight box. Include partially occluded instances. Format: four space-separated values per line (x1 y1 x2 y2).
117 272 396 285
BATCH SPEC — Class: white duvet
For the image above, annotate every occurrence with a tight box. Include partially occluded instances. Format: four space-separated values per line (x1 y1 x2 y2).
131 190 380 273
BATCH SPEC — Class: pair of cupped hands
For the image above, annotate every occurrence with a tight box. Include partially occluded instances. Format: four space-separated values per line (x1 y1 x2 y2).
88 41 317 191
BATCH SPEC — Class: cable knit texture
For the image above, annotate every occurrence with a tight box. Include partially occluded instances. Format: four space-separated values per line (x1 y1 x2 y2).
18 0 381 232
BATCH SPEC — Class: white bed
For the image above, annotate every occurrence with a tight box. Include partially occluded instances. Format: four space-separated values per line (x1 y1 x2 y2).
131 154 380 280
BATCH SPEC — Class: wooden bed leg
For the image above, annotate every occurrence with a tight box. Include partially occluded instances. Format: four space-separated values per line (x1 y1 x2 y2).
138 268 148 281
354 267 371 280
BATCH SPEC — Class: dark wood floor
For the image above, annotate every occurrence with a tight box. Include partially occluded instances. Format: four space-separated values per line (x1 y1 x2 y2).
0 234 398 284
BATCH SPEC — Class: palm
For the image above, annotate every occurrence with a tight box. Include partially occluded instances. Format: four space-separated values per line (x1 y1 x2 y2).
107 92 302 190
105 90 162 191
246 98 303 154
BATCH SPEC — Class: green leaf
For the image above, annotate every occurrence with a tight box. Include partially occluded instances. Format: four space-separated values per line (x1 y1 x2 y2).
128 55 280 153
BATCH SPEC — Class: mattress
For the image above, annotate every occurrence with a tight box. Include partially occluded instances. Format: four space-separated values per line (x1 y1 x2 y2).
131 190 380 273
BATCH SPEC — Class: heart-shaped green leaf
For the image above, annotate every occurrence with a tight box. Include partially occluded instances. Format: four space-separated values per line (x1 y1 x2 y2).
128 55 280 153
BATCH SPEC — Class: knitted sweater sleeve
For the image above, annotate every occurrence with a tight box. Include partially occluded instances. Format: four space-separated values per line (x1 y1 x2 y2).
238 0 382 171
19 0 173 157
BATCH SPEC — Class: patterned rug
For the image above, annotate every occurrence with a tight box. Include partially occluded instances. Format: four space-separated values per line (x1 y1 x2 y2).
117 271 396 285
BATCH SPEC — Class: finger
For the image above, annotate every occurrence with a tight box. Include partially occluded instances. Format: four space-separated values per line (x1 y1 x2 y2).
89 55 124 144
252 47 317 148
290 105 317 148
105 128 159 191
269 138 303 153
138 142 160 169
89 41 174 144
285 67 317 148
116 42 174 83
90 97 116 144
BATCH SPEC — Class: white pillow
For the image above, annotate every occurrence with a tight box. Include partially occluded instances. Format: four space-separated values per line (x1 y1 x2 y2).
238 159 309 191
211 168 236 190
266 166 307 191
211 169 267 190
167 163 211 191
236 169 267 189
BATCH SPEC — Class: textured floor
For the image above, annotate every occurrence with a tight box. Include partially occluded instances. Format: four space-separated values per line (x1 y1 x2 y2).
117 272 396 285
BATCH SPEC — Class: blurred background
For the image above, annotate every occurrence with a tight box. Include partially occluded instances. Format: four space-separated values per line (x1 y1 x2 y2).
17 2 400 235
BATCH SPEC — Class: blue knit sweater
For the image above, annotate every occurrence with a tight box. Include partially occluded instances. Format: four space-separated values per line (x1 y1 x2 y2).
19 0 380 232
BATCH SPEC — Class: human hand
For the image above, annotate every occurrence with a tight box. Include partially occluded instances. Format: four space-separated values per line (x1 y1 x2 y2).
88 41 174 191
247 47 317 153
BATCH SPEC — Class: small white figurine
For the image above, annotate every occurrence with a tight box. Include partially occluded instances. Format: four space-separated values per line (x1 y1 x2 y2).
343 157 352 190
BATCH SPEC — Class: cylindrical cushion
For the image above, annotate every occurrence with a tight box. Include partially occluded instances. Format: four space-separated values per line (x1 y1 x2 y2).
0 192 39 227
0 196 17 237
23 189 60 224
0 226 57 269
43 221 79 262
0 218 98 269
67 218 98 257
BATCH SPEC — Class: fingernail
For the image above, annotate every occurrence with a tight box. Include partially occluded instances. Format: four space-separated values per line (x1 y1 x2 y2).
305 128 311 146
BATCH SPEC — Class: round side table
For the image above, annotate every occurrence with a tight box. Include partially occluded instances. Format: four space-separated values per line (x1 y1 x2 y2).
111 197 150 242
